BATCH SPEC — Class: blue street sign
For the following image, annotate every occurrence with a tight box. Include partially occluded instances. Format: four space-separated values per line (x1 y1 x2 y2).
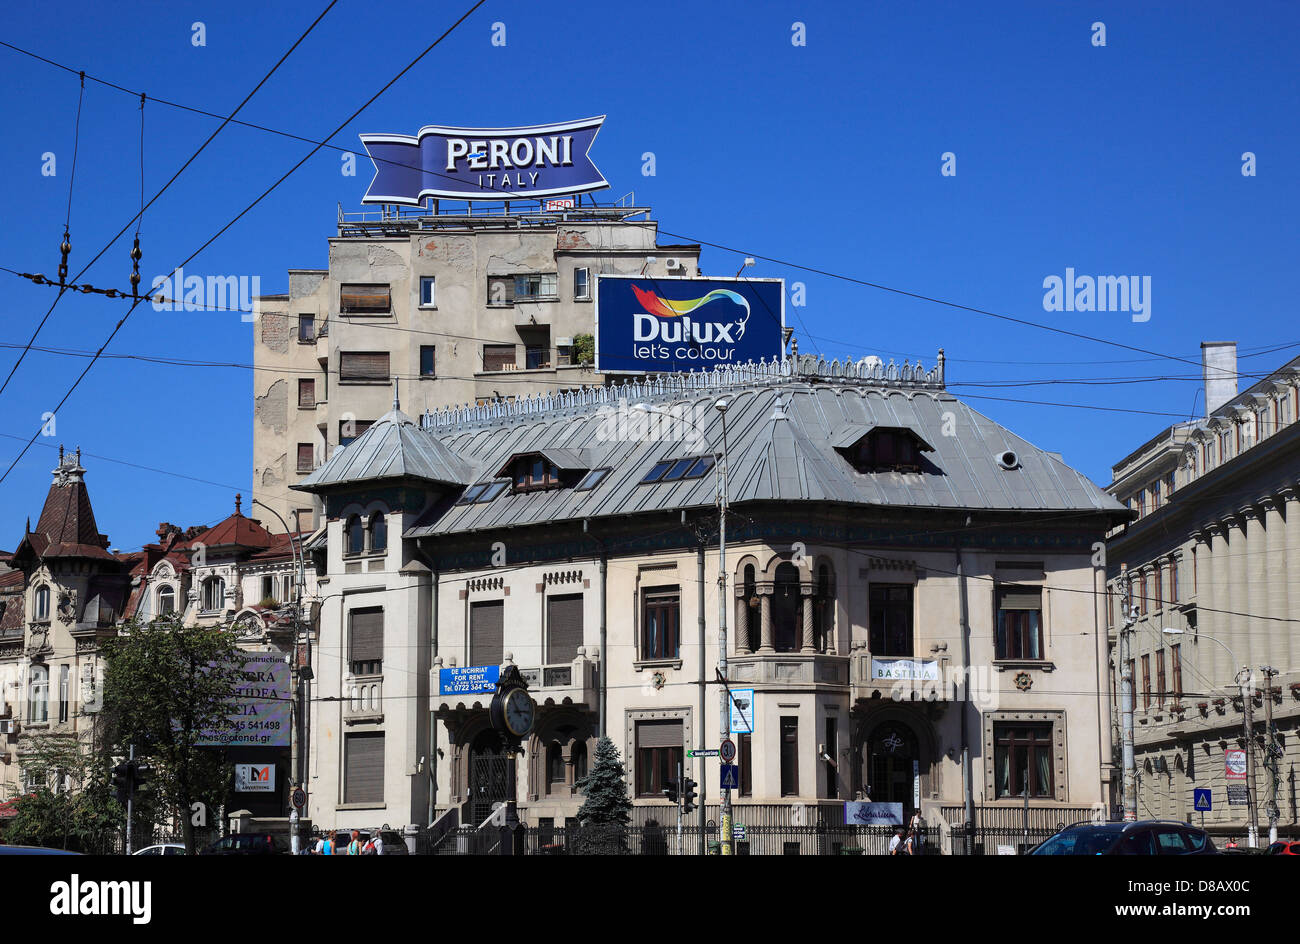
720 763 739 790
1194 788 1212 812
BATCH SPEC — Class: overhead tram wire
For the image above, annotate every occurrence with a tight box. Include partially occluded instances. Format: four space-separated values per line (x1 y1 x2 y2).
0 35 1286 381
0 0 487 488
0 0 339 401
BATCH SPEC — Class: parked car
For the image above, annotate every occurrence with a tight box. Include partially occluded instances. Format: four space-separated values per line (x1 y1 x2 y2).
0 844 82 855
1030 820 1216 855
199 834 286 855
133 843 187 856
1267 840 1300 855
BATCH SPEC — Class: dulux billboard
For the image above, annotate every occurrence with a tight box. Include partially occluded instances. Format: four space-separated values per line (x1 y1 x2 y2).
359 117 607 204
595 276 785 374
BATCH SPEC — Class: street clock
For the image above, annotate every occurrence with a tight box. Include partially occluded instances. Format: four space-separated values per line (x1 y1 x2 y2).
489 665 535 742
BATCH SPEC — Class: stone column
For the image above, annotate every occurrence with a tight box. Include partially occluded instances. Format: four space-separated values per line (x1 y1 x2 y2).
1261 495 1290 676
1203 522 1229 689
758 589 774 652
1227 511 1252 678
1232 509 1253 681
735 594 750 654
801 593 816 653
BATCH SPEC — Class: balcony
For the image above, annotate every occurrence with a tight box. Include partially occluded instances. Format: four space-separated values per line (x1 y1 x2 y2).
344 673 383 722
727 652 849 691
849 643 951 704
519 650 599 711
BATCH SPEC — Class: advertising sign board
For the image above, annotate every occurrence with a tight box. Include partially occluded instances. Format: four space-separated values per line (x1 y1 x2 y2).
439 665 500 696
197 653 291 748
595 276 785 374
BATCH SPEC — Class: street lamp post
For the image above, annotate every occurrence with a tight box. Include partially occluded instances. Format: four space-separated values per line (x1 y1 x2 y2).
715 396 732 856
1162 628 1258 848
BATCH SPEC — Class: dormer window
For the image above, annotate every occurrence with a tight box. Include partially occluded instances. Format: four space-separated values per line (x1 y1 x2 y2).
201 577 226 613
512 455 560 492
157 586 176 616
33 585 50 621
833 425 933 473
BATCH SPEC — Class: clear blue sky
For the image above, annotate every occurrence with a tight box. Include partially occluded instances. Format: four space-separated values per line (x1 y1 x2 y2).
1 0 1296 550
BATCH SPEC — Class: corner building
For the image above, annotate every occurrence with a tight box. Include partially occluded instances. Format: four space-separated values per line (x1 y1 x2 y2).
294 355 1127 850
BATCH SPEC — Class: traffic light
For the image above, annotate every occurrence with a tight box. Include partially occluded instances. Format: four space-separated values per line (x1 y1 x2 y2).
111 762 133 805
662 779 679 804
682 777 697 814
133 761 154 796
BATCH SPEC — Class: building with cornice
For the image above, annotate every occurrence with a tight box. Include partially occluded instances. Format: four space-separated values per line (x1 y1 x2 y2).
1105 342 1300 838
294 354 1127 851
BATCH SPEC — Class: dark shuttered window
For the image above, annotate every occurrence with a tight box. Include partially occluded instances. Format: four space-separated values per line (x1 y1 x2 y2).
298 378 315 408
546 594 584 664
482 344 516 372
344 732 384 804
348 607 383 675
296 443 314 473
340 283 391 313
995 586 1043 660
470 601 504 668
339 352 390 382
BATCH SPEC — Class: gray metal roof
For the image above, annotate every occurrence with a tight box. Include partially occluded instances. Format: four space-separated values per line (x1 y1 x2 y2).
393 371 1124 539
293 409 476 491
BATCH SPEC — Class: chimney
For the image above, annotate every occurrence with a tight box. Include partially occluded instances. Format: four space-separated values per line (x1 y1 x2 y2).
1201 342 1238 416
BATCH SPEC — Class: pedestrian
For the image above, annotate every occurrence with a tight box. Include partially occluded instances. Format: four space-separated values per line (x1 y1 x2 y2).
888 826 906 855
319 831 335 856
346 829 363 855
908 808 926 856
362 831 380 855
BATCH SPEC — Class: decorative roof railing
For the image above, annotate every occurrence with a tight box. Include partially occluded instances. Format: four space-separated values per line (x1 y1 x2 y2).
419 352 946 434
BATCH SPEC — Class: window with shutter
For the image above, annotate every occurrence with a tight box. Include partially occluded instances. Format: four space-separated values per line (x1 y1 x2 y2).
339 284 391 314
482 344 516 372
297 443 314 473
298 314 315 341
348 607 383 675
298 378 315 408
470 601 504 668
339 352 390 382
635 719 683 797
546 594 583 664
344 732 385 804
995 586 1043 660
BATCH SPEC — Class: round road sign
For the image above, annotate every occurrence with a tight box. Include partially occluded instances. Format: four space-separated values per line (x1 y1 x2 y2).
292 787 306 810
719 738 736 763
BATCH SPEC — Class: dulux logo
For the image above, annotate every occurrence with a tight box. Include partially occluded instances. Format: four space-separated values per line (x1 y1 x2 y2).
50 875 152 925
629 285 751 345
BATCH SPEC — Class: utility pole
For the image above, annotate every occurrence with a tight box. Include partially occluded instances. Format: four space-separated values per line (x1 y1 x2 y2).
1239 666 1260 848
715 397 732 856
126 744 135 855
1119 568 1137 822
1262 665 1280 845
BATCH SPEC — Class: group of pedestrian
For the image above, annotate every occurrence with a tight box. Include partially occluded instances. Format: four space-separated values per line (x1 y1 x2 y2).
888 810 926 856
309 829 383 855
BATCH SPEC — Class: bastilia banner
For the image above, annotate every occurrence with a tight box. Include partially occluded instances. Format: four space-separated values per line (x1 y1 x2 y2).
358 117 607 204
595 276 785 374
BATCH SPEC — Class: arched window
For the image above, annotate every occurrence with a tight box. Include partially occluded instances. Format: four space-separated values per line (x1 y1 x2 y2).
34 585 50 621
202 577 226 612
346 515 364 556
369 512 387 553
772 562 801 652
28 664 49 723
157 585 176 616
547 742 565 785
571 741 588 783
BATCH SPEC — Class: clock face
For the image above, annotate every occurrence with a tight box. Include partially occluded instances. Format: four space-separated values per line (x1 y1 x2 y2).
503 688 535 737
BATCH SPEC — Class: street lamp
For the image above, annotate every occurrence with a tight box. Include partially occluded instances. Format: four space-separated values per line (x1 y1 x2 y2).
714 396 732 856
1162 628 1258 847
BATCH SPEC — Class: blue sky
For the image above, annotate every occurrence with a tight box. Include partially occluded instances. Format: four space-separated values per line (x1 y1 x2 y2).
0 0 1296 550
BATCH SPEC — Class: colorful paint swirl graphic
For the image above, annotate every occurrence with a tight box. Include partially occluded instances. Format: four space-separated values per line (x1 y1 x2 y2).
630 284 751 338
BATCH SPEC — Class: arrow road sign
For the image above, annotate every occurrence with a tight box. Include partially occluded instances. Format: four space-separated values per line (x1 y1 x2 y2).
688 749 720 758
1193 788 1212 812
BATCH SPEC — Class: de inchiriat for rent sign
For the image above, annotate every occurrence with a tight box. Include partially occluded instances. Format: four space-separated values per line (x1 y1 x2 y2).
358 117 607 204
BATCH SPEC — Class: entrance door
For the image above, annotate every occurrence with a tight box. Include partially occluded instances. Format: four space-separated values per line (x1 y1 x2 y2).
468 730 509 825
866 723 919 806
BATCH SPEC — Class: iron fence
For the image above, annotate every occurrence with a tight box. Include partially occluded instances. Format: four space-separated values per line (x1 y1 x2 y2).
431 823 940 855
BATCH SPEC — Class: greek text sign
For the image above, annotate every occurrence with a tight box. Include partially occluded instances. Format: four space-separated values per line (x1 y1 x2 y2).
359 117 607 204
439 664 500 696
197 653 291 747
595 276 785 374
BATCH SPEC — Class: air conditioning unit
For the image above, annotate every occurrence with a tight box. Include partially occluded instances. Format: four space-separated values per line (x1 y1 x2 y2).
664 257 681 272
0 720 18 736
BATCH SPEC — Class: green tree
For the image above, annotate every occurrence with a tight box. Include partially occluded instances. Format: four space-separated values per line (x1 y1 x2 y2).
572 333 595 366
100 615 245 853
6 729 121 852
574 736 633 854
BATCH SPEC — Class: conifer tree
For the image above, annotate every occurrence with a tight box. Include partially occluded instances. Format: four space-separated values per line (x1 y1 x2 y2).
574 735 632 854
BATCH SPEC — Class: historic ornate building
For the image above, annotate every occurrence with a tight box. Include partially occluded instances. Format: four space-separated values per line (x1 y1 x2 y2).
295 355 1127 849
